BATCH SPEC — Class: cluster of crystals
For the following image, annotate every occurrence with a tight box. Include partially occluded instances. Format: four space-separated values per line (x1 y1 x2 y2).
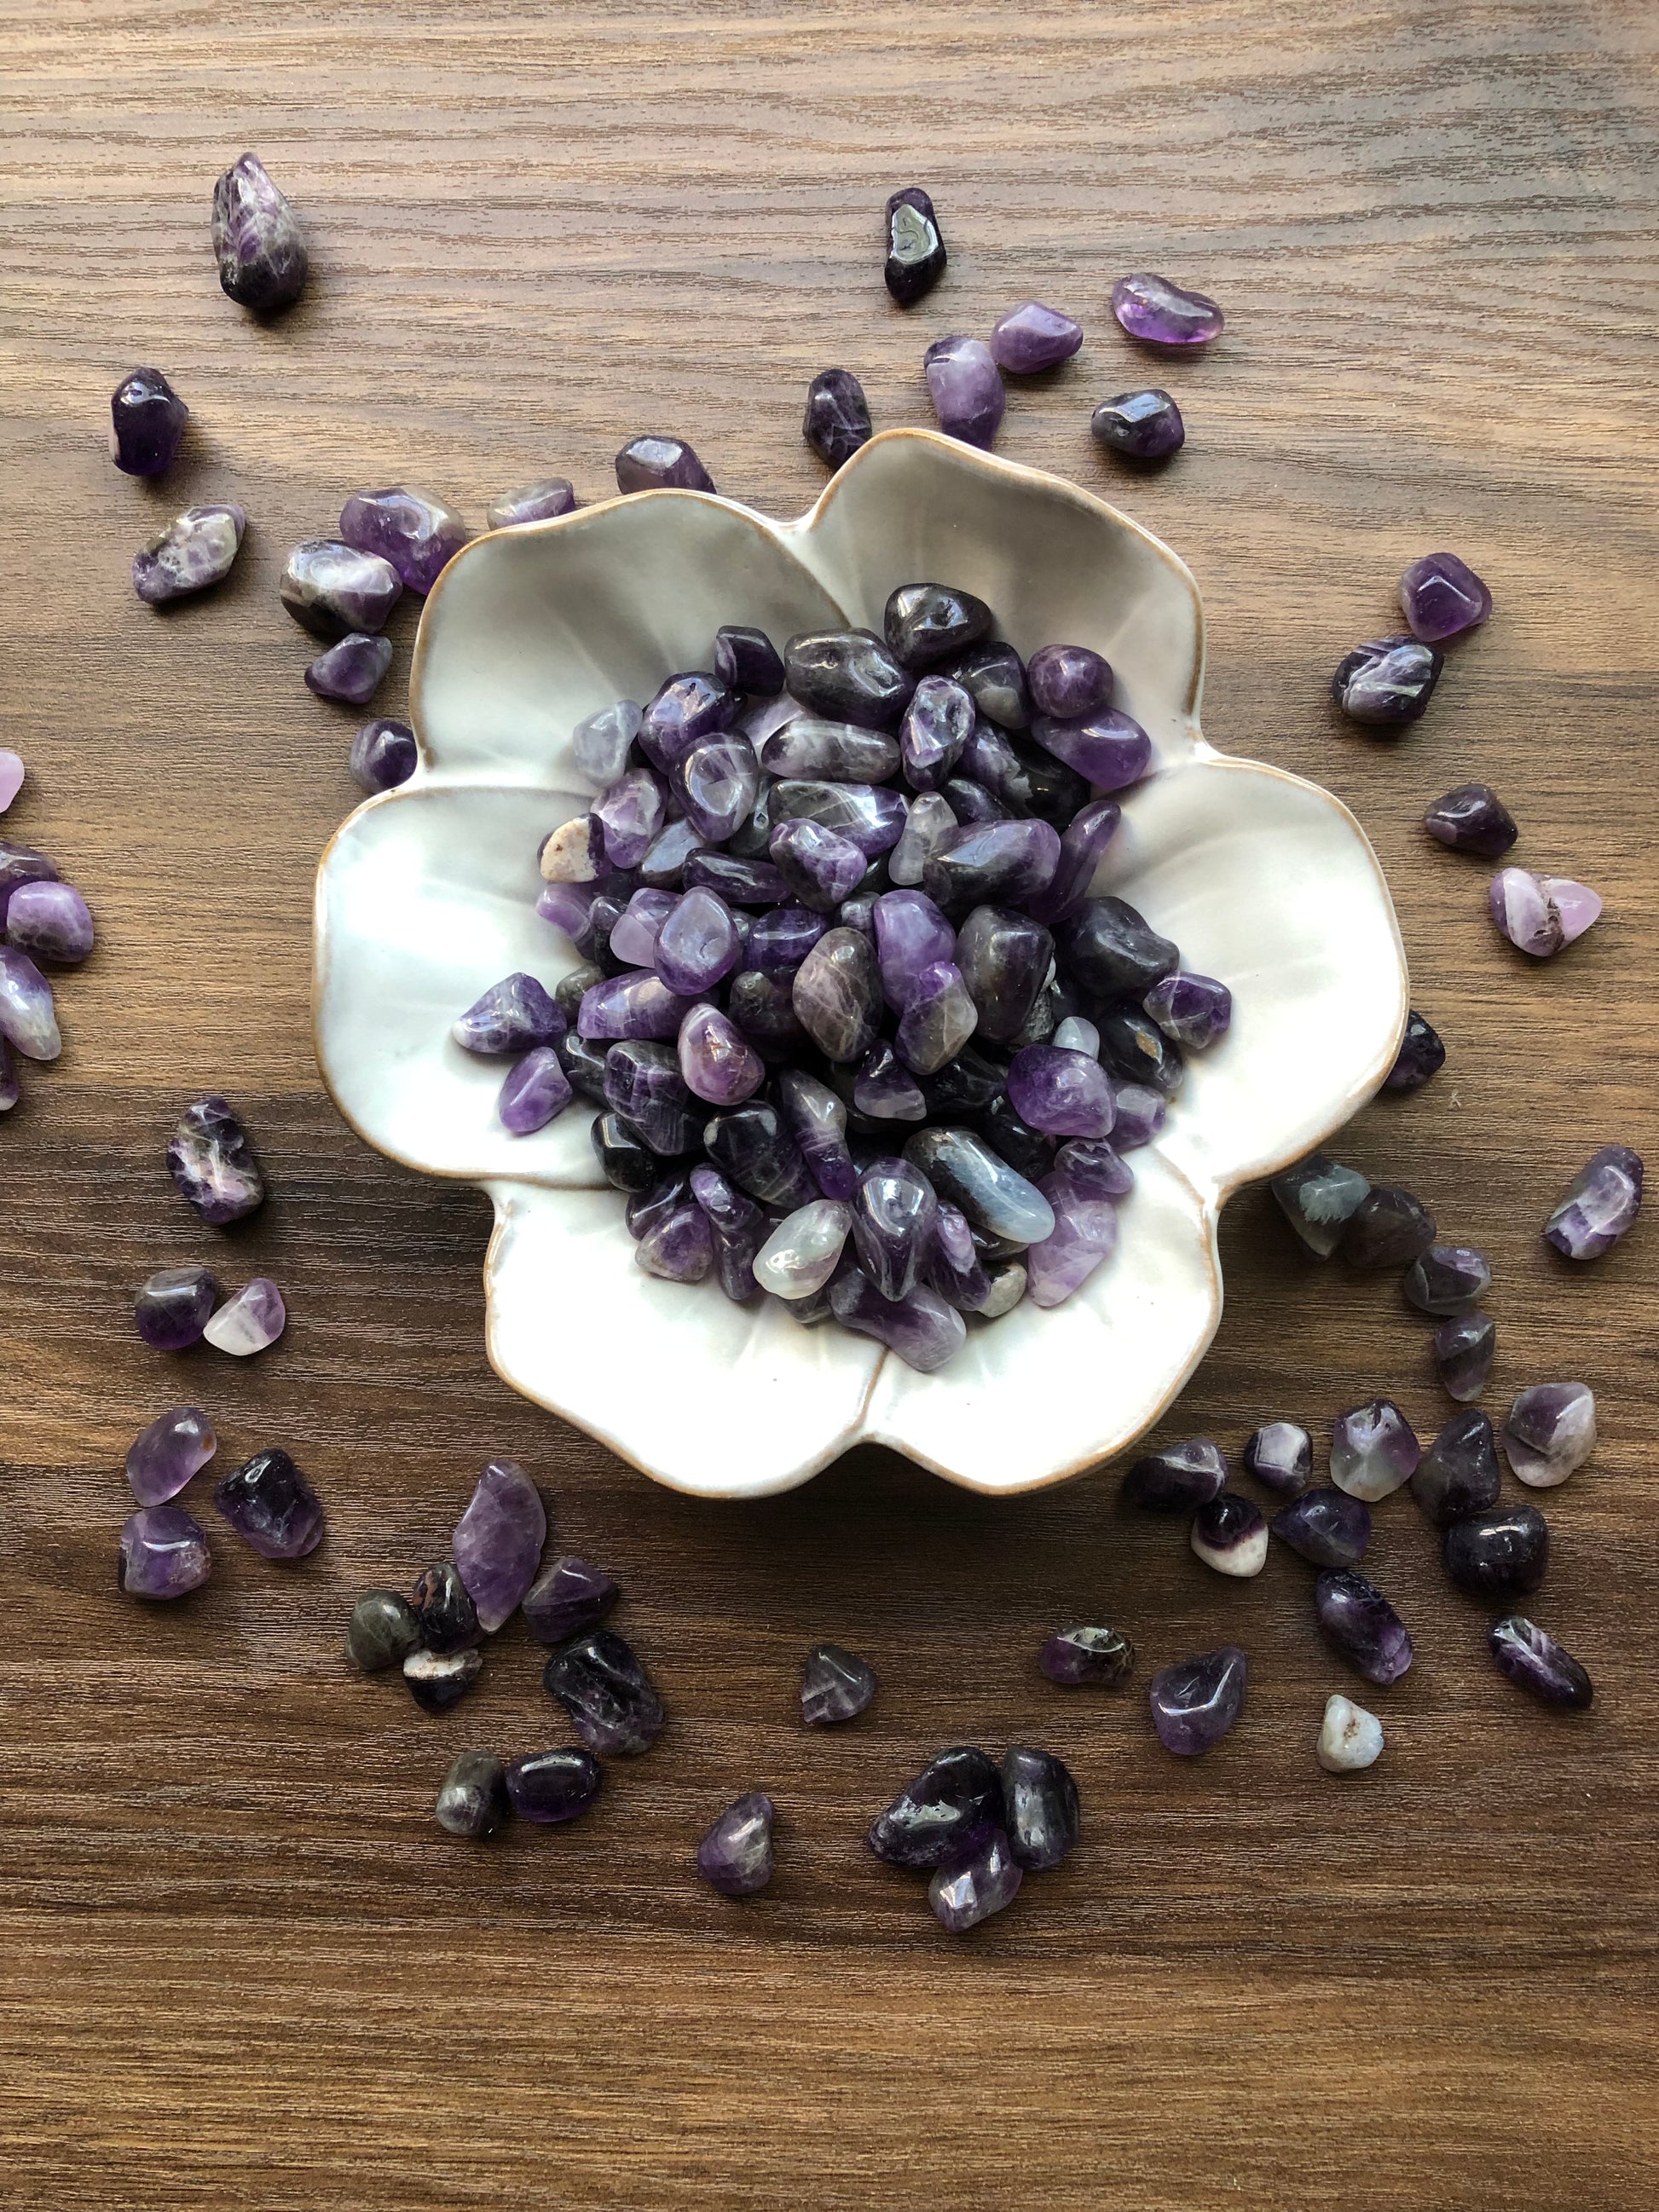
464 588 1234 1368
0 810 98 1110
118 1437 325 1599
868 1743 1079 1932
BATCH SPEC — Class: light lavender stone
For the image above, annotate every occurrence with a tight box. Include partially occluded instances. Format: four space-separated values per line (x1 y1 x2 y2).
202 1277 286 1356
453 1458 546 1632
125 1405 217 1506
118 1505 211 1599
1330 1400 1421 1500
6 881 94 966
487 477 579 528
830 1268 966 1371
608 887 678 967
1503 1383 1596 1487
572 700 643 787
887 791 958 887
753 1200 853 1297
678 1002 765 1106
498 1046 573 1134
0 947 60 1059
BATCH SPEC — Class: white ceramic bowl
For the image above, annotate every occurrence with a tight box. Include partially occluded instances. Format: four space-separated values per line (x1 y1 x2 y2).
314 429 1407 1499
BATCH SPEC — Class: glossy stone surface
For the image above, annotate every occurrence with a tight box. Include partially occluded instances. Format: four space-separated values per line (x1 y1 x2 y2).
776 1068 856 1199
1270 1487 1370 1569
404 1646 483 1712
884 581 994 674
1124 1437 1228 1512
704 1100 815 1206
1038 1623 1134 1687
897 680 974 798
505 1747 604 1822
413 1560 483 1653
543 1627 665 1756
769 817 867 910
109 367 188 475
454 972 564 1054
305 632 392 706
280 539 402 639
600 1037 697 1158
1090 388 1185 459
1400 552 1492 642
1112 271 1224 346
922 335 1006 448
453 1458 546 1632
132 502 246 604
498 1046 574 1135
0 947 58 1059
1030 705 1151 793
1544 1145 1642 1258
1270 1152 1372 1256
580 970 694 1044
769 780 906 858
1444 1502 1549 1601
1503 1383 1596 1487
673 734 760 845
867 1746 1002 1868
745 904 828 973
167 1095 265 1222
1488 1616 1593 1709
870 887 955 1011
523 1555 620 1645
615 435 715 494
753 1198 853 1298
1384 1008 1446 1090
1340 1185 1436 1268
0 753 21 813
1190 1492 1269 1577
345 1589 421 1672
1000 1747 1079 1871
1411 1409 1502 1525
1060 895 1176 999
340 487 468 596
1111 1084 1167 1148
675 1004 762 1106
1399 1245 1489 1323
1148 1646 1246 1755
883 185 946 305
1140 971 1230 1053
202 1275 286 1356
1242 1420 1313 1496
350 716 418 793
7 880 94 966
592 767 666 870
0 841 57 927
950 642 1030 731
1007 1043 1113 1139
1435 1311 1497 1403
851 1156 938 1299
903 1126 1055 1245
697 1792 776 1897
1332 634 1443 725
640 673 736 763
1317 1695 1384 1775
635 1202 714 1282
435 1751 510 1840
1098 1004 1183 1095
922 818 1061 911
991 299 1084 373
802 367 873 469
1314 1570 1413 1685
784 628 915 731
1423 783 1517 857
118 1505 210 1599
830 1267 965 1370
486 477 579 528
135 1263 221 1349
1025 798 1122 927
125 1404 217 1507
212 151 307 309
1024 646 1108 725
1488 867 1603 956
761 721 899 788
801 1642 878 1724
1330 1399 1421 1500
793 927 882 1062
214 1447 324 1560
930 1827 1023 1933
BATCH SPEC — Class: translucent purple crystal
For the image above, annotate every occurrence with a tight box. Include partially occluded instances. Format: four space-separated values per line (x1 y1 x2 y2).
770 780 906 858
883 185 946 306
1191 1492 1269 1577
904 1125 1054 1244
435 1750 509 1840
853 1041 926 1120
1400 552 1492 642
603 1045 693 1154
1340 1185 1436 1268
1025 645 1107 723
202 1275 286 1356
132 502 246 604
923 818 1060 912
487 478 578 528
1031 706 1152 791
776 1068 856 1199
543 1628 665 1756
7 881 94 967
830 1268 965 1370
506 1747 604 1822
1503 1383 1596 1488
1488 1616 1592 1709
214 1447 324 1561
1025 798 1122 927
1008 1044 1114 1140
1403 1243 1490 1315
1544 1145 1642 1259
641 673 737 765
1111 272 1223 347
704 1100 814 1205
931 1827 1022 1933
673 734 760 845
923 335 1006 448
404 1646 483 1712
135 1263 221 1349
802 1642 877 1724
579 970 693 1043
697 1793 776 1897
714 625 785 696
803 368 873 467
679 1003 764 1106
0 753 22 814
109 367 188 475
1124 1437 1228 1512
1026 1168 1118 1306
1142 970 1231 1053
413 1560 483 1653
1435 1311 1496 1402
1270 1487 1370 1568
1331 1399 1420 1500
793 927 881 1062
523 1555 620 1645
126 1405 217 1506
1444 1503 1548 1601
867 1746 1001 1868
1148 1646 1246 1755
454 972 563 1054
899 678 974 794
118 1505 211 1599
1488 866 1602 956
689 1166 766 1299
594 767 667 870
211 152 307 309
1001 1746 1079 1871
852 1156 938 1299
340 486 468 596
498 1046 573 1134
350 717 418 793
615 435 714 494
990 299 1083 374
1091 388 1185 459
1332 635 1443 725
1411 1408 1501 1526
761 719 899 784
0 946 58 1060
1423 783 1517 857
305 632 392 705
167 1096 264 1222
1038 1623 1134 1687
280 540 402 638
346 1590 421 1672
452 1458 546 1632
1242 1420 1313 1495
1314 1570 1413 1685
770 817 867 909
0 840 57 926
636 1202 714 1282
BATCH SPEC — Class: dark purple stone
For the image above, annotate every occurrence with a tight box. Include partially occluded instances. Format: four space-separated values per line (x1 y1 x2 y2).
703 1100 815 1207
109 367 188 476
135 1263 221 1349
883 185 946 306
930 1827 1022 1932
990 300 1083 374
627 1171 694 1243
867 1746 1001 1868
616 436 715 494
1091 388 1185 459
949 642 1030 731
1488 1617 1592 1709
1401 552 1492 642
604 1041 697 1155
543 1627 665 1756
852 1155 938 1300
118 1505 211 1599
899 676 974 792
1404 1244 1491 1315
1242 1420 1313 1495
340 486 468 596
1314 1570 1413 1685
770 817 867 910
784 629 915 731
725 968 808 1056
1340 1184 1436 1268
1270 1152 1371 1257
793 927 882 1063
871 887 955 1012
776 1068 856 1200
854 1040 927 1121
883 582 994 674
1027 644 1111 721
1443 1503 1548 1600
683 850 789 906
403 1647 483 1712
486 478 579 528
923 336 1005 448
7 880 93 966
953 904 1052 1042
1435 1311 1496 1403
1384 1008 1446 1091
506 1747 604 1822
1270 1487 1370 1568
212 152 307 309
1038 1623 1134 1686
523 1555 620 1645
697 1793 776 1897
1007 1043 1113 1139
733 903 819 979
1332 635 1443 725
1143 971 1232 1051
1001 1747 1079 1872
579 969 693 1043
1031 706 1152 792
305 632 392 705
350 717 418 793
1423 783 1517 858
1545 1144 1643 1261
1024 799 1122 927
922 818 1061 911
803 368 873 467
1148 1646 1246 1755
921 1201 992 1310
1098 1004 1183 1096
714 625 785 696
801 1641 877 1724
830 1267 965 1370
412 1559 483 1652
166 1096 265 1224
640 673 737 765
280 540 402 639
133 501 246 604
1060 896 1176 998
435 1750 509 1839
1124 1438 1227 1512
1112 272 1223 347
672 733 760 844
453 1458 546 1631
213 1446 323 1561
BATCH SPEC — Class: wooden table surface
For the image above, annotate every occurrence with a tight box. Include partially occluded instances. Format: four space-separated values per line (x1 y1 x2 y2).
3 3 1656 2205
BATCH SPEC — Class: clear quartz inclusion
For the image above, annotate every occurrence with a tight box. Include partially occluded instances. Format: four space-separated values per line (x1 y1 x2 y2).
1270 1152 1369 1256
801 1642 877 1724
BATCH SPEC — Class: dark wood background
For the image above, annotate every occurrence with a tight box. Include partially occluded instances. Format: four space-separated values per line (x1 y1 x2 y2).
3 3 1656 2205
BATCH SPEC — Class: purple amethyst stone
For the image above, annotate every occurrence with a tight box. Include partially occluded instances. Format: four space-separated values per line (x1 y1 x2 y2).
109 367 188 476
1038 1624 1134 1687
1111 272 1223 347
487 478 579 528
803 368 873 468
1332 635 1443 726
990 300 1084 374
1435 1312 1496 1403
135 1264 221 1349
1124 1437 1227 1512
616 436 715 494
1001 1746 1079 1872
930 1827 1022 1933
132 503 246 604
1270 1487 1370 1569
1143 971 1232 1051
349 717 418 792
305 632 392 705
7 881 94 966
1242 1420 1313 1495
883 186 946 306
1314 1570 1413 1685
1030 706 1152 792
453 973 564 1055
126 1405 217 1507
1384 1008 1446 1089
1545 1145 1642 1260
453 1458 546 1632
801 1642 877 1724
1148 1646 1246 1754
340 486 469 595
211 153 307 310
922 336 1006 448
867 1746 1002 1868
543 1627 665 1756
1091 389 1185 460
506 1747 603 1822
213 1447 324 1560
523 1555 620 1645
167 1096 265 1223
1488 1616 1592 1709
280 540 402 639
1400 552 1492 642
1027 644 1111 721
118 1505 211 1599
697 1792 776 1897
1423 783 1517 858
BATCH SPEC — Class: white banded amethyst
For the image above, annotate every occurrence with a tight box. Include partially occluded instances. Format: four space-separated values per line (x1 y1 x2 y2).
109 367 188 476
950 642 1030 731
1400 552 1491 642
581 971 695 1043
853 1041 926 1120
752 1200 852 1299
1435 1312 1496 1403
340 487 467 595
350 717 418 793
405 1646 483 1712
922 818 1061 911
119 1505 211 1599
1384 1008 1446 1089
136 1263 221 1349
776 1068 856 1199
1488 1616 1592 1709
704 1100 814 1205
1270 1487 1370 1568
1411 1408 1500 1525
793 927 881 1062
1026 799 1122 927
616 435 714 494
202 1276 286 1356
0 947 59 1060
133 503 246 604
1314 1570 1413 1686
1001 1747 1078 1871
1191 1492 1269 1577
1038 1623 1134 1686
922 336 1005 449
1503 1383 1595 1488
1443 1503 1549 1601
436 1751 510 1840
698 1793 776 1897
523 1555 619 1645
454 973 563 1055
930 1827 1022 1933
543 1627 664 1756
1112 272 1223 347
637 1203 714 1282
852 1157 937 1299
1111 1084 1166 1150
1404 1244 1491 1314
7 881 93 967
1243 1420 1313 1495
1331 1399 1420 1500
1091 388 1185 460
572 701 642 788
413 1561 483 1653
1026 1172 1119 1307
1423 783 1517 858
539 815 605 887
280 540 401 638
801 1642 877 1724
167 1096 264 1222
1544 1145 1642 1259
868 1746 1001 1868
1317 1695 1384 1774
305 632 391 705
126 1405 217 1506
1488 867 1602 957
499 1046 573 1134
771 779 907 858
606 1042 698 1154
673 733 760 844
212 152 306 309
0 841 58 925
883 583 993 674
214 1447 324 1560
595 767 667 869
1331 635 1442 725
803 368 873 469
487 478 578 528
454 1458 546 1632
771 817 867 909
642 672 736 763
761 719 899 784
899 679 973 792
902 1127 1054 1245
922 1202 992 1312
346 1590 421 1672
892 963 977 1077
830 1268 965 1370
1124 1437 1227 1512
505 1747 603 1821
1051 1015 1099 1057
1149 1646 1246 1755
1143 971 1232 1051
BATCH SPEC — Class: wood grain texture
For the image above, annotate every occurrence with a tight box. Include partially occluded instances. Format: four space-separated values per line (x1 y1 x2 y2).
2 2 1657 2204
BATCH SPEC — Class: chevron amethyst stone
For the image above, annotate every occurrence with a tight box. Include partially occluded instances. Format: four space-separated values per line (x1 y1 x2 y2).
167 1096 265 1223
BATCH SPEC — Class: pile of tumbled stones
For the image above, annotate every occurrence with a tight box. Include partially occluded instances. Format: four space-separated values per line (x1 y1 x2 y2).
0 755 96 1116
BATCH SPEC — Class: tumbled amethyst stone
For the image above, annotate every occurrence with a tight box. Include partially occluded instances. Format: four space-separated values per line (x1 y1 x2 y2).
544 1627 665 1756
1488 867 1603 957
852 1155 938 1300
637 1201 714 1282
7 881 94 966
1149 1646 1246 1754
931 1827 1022 1933
853 1042 926 1121
673 734 760 845
1270 1487 1370 1568
1091 388 1185 459
771 817 866 910
413 1560 483 1653
523 1555 619 1645
697 1792 776 1897
607 889 673 969
1400 552 1492 642
953 904 1051 1042
1242 1420 1313 1495
704 1100 815 1205
690 1164 768 1300
1026 644 1109 723
991 300 1084 374
167 1095 264 1223
202 1275 286 1356
495 1046 570 1136
830 1268 965 1370
803 367 873 468
1443 1503 1548 1601
594 766 667 870
133 502 246 604
1098 1004 1182 1095
867 1746 1001 1868
793 927 881 1062
1191 1492 1269 1578
1025 799 1122 927
1435 1311 1496 1403
922 818 1060 911
713 624 785 696
1147 973 1235 1056
487 477 579 528
801 1642 877 1724
761 718 900 784
109 367 188 475
1384 1008 1445 1091
1411 1409 1501 1526
1039 1623 1134 1687
126 1404 217 1506
1404 1244 1490 1315
1331 1398 1420 1500
404 1646 483 1712
785 629 915 732
1423 783 1517 858
1340 1184 1436 1268
640 672 736 764
769 780 907 858
904 1125 1055 1244
1059 894 1175 998
280 539 402 639
950 641 1030 731
1314 1570 1413 1685
506 1747 604 1822
1503 1382 1596 1488
349 717 418 793
1488 1616 1592 1709
340 486 468 595
883 185 946 306
1112 272 1223 347
1008 1044 1114 1140
776 1068 856 1200
579 970 693 1043
453 1458 546 1632
870 887 954 1011
679 1003 764 1106
211 152 307 310
1270 1152 1370 1256
435 1750 509 1840
655 886 741 994
454 972 563 1054
893 962 978 1077
615 435 714 494
119 1505 211 1599
0 843 58 929
1545 1144 1642 1260
1124 1437 1228 1512
923 335 1006 449
1001 1747 1079 1871
1332 634 1443 725
899 677 974 793
305 632 392 705
135 1263 221 1349
214 1446 324 1560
